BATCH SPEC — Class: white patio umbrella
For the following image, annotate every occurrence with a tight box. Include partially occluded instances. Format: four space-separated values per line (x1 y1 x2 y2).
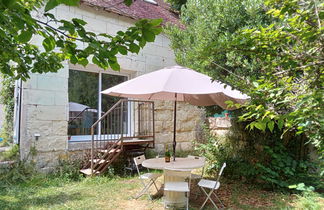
101 65 249 160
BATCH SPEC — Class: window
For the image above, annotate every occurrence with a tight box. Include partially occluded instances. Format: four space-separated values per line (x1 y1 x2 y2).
68 69 127 141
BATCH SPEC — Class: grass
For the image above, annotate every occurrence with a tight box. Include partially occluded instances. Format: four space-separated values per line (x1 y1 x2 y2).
1 172 323 210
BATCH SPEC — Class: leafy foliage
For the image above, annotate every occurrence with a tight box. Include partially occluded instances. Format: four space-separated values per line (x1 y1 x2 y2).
167 0 323 167
0 0 163 80
256 143 317 191
0 75 15 145
166 0 187 11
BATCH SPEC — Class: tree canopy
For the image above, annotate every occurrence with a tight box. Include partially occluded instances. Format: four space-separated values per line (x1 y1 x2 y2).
167 0 323 159
0 0 163 80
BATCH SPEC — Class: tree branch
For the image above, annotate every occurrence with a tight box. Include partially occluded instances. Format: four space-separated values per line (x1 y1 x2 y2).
211 61 248 82
36 19 84 41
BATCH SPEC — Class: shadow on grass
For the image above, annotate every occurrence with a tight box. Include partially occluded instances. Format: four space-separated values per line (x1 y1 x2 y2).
0 192 82 209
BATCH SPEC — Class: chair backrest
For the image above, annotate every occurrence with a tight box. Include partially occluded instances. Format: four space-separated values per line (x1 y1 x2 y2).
216 162 226 182
133 155 146 176
133 155 146 166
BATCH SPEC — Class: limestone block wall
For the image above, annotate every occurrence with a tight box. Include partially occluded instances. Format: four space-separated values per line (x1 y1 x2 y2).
208 117 231 136
154 101 205 153
19 4 203 171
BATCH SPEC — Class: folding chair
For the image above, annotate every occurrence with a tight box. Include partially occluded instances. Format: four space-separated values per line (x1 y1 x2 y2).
164 168 192 210
133 155 161 200
198 162 226 209
187 155 206 197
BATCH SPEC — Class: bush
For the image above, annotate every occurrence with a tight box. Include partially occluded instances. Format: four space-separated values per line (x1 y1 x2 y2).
195 127 258 181
195 120 322 192
0 160 36 185
257 143 320 191
0 144 19 161
53 158 83 181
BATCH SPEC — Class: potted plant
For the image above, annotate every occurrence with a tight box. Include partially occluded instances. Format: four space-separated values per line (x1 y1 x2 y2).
165 145 171 163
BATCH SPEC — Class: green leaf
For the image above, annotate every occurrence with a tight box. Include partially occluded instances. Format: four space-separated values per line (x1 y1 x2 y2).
45 0 59 12
118 46 128 55
142 30 155 42
17 30 33 43
60 0 79 6
1 0 16 8
129 43 140 54
139 38 146 48
78 58 88 67
255 121 266 131
277 119 284 130
123 0 132 6
108 60 120 71
268 121 274 132
72 18 87 26
42 37 56 52
150 18 163 27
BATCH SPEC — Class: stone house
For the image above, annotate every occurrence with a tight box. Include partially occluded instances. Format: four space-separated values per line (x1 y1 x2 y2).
13 0 204 172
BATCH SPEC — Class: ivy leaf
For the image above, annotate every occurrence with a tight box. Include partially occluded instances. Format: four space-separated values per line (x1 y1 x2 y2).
17 30 33 43
42 37 56 52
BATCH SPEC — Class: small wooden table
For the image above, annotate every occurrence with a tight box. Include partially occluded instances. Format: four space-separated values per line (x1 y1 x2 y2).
142 157 205 208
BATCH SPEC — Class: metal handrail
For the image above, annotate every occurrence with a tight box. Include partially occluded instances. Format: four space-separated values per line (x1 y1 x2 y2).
89 99 155 175
68 107 93 124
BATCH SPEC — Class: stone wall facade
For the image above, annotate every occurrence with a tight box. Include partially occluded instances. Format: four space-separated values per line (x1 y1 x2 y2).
208 116 231 136
19 5 204 171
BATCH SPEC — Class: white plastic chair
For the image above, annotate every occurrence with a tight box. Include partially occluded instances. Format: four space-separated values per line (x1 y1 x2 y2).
198 162 226 209
164 168 192 210
133 155 161 200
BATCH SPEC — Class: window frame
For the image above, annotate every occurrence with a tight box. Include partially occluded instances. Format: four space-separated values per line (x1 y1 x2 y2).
68 65 131 142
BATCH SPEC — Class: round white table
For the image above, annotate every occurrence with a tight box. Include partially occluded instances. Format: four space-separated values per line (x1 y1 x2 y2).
142 157 205 170
142 157 205 208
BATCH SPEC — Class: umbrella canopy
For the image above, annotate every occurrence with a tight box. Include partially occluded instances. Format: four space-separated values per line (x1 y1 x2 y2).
101 65 249 109
101 65 249 160
69 102 97 113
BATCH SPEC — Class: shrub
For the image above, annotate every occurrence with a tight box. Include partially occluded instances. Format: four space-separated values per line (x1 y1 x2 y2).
257 143 320 191
53 158 83 181
195 127 258 181
0 160 36 185
0 144 19 161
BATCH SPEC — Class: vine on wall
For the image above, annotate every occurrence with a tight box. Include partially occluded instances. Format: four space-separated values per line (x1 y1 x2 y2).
0 74 15 145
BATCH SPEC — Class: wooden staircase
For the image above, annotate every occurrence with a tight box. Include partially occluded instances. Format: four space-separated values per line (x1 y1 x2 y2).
79 99 155 176
80 139 122 175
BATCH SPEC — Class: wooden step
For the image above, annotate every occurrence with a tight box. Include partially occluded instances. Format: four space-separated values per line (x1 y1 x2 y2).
99 148 121 154
80 168 99 175
89 159 109 164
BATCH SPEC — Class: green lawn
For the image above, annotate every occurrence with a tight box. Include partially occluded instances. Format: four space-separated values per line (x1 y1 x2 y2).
1 173 323 210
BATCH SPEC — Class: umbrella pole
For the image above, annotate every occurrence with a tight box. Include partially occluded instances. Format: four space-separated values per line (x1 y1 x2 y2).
173 99 177 161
